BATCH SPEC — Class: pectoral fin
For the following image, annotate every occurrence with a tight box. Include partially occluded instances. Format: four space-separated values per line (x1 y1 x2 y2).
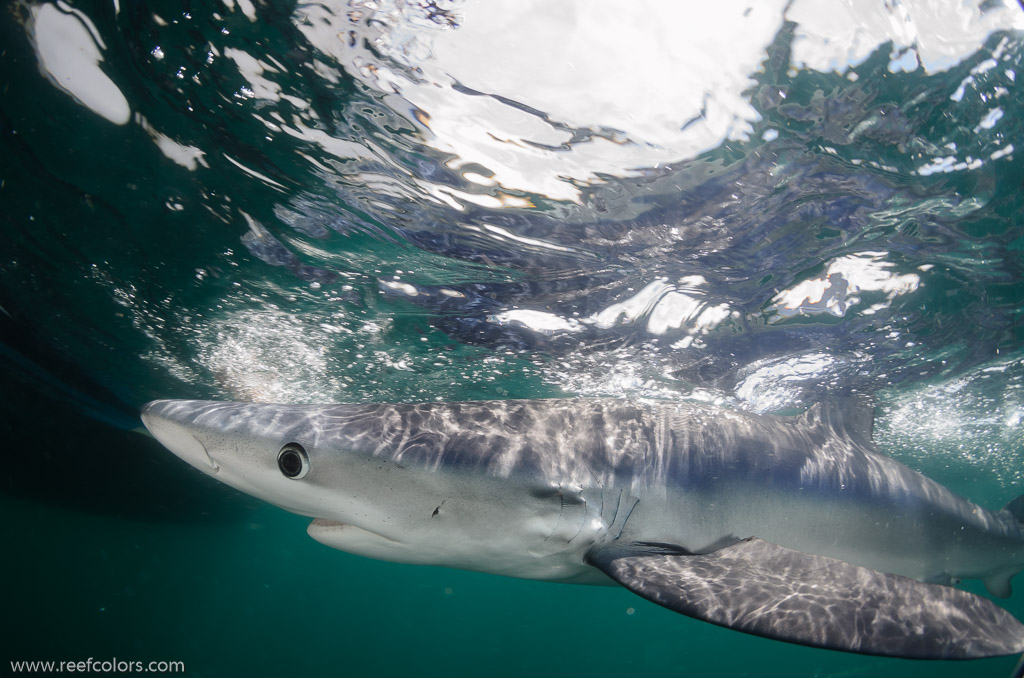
587 537 1024 659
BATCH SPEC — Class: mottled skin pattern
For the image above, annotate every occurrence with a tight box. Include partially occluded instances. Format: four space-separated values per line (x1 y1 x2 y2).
592 538 1024 659
142 397 1024 658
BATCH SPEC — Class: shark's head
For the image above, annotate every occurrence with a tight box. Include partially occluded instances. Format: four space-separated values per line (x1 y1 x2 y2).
141 399 608 582
141 399 394 522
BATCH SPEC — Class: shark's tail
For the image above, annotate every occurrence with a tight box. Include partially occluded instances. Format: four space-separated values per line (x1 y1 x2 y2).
988 495 1024 598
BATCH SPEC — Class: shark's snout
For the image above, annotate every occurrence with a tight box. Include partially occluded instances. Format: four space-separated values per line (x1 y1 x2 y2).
141 400 219 473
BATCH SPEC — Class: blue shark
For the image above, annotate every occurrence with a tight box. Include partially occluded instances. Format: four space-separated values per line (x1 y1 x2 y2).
142 397 1024 659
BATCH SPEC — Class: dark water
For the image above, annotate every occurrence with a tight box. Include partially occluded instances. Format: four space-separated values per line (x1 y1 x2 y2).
2 1 1024 676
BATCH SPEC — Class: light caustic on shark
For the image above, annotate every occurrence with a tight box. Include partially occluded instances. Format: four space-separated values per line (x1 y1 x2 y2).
142 397 1024 660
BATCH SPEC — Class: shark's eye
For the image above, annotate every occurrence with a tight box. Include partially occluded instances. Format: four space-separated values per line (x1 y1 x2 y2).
278 443 309 479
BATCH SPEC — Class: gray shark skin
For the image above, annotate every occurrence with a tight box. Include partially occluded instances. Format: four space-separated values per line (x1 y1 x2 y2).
142 397 1024 659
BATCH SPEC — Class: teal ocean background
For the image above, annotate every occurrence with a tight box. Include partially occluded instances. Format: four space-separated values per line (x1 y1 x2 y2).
2 1 1024 676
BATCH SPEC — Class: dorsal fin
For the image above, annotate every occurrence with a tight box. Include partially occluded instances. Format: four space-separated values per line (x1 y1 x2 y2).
798 395 876 446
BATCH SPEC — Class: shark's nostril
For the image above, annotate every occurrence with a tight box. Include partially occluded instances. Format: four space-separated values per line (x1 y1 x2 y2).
141 404 218 473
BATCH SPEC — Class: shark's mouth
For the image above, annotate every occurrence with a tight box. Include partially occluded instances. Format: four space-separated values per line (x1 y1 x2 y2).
309 518 345 528
306 518 405 550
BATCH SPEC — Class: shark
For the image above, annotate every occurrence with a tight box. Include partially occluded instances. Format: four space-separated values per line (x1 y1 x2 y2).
141 397 1024 660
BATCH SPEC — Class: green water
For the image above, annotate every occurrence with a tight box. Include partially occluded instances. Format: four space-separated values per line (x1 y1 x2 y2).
3 1 1024 676
4 483 1021 678
3 480 1020 678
